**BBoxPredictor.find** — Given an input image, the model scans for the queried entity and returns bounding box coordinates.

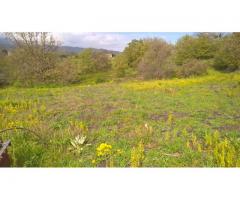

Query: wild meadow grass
[0,71,240,167]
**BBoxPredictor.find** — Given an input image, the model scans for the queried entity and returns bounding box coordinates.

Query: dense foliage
[174,34,218,65]
[138,39,173,79]
[0,32,240,87]
[71,48,111,75]
[213,33,240,71]
[0,49,9,86]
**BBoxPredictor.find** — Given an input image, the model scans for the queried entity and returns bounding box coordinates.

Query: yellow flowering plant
[92,143,114,167]
[130,141,145,167]
[96,143,112,157]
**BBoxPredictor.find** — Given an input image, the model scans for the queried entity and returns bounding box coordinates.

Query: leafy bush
[0,52,9,86]
[138,39,174,79]
[112,39,147,77]
[4,33,60,86]
[176,59,208,78]
[72,49,111,75]
[213,33,240,71]
[112,53,131,77]
[175,34,217,65]
[48,58,79,84]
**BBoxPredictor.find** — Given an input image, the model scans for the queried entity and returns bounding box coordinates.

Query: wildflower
[6,105,17,113]
[96,143,112,157]
[69,135,88,154]
[130,141,145,167]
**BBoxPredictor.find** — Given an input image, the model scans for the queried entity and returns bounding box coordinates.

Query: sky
[54,32,192,51]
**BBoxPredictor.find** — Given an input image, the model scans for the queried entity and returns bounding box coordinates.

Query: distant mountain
[57,46,85,54]
[0,36,120,55]
[58,46,120,55]
[90,48,120,55]
[0,36,14,49]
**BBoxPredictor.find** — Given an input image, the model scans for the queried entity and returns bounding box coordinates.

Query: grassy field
[1,70,240,167]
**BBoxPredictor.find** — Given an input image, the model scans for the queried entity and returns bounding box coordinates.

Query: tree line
[113,32,240,79]
[0,32,239,87]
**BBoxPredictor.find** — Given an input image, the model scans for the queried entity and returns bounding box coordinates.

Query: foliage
[1,32,240,87]
[0,49,9,86]
[49,58,79,84]
[175,34,218,65]
[112,53,130,77]
[138,39,174,79]
[112,39,147,77]
[130,141,145,167]
[71,49,112,75]
[213,33,240,71]
[176,59,208,78]
[4,33,60,86]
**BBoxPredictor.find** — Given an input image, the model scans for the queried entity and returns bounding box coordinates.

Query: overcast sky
[54,32,191,51]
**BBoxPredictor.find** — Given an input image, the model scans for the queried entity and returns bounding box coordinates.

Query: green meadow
[1,70,240,167]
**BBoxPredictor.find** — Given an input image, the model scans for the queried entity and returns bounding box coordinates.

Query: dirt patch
[217,124,240,132]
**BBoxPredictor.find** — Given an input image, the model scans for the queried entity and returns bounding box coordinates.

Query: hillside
[1,71,240,167]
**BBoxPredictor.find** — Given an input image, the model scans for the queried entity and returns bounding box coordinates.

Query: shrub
[175,34,217,65]
[176,59,208,78]
[112,39,147,77]
[0,52,9,86]
[4,33,60,86]
[73,49,111,75]
[48,58,79,84]
[112,53,132,77]
[213,33,240,71]
[138,39,174,79]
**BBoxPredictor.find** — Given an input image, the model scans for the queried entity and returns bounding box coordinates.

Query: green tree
[5,32,59,85]
[72,48,111,75]
[213,33,240,71]
[138,39,174,79]
[175,34,217,65]
[0,48,9,86]
[112,39,147,77]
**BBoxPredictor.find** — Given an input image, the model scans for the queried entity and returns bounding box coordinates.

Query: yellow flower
[96,143,112,157]
[92,159,96,164]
